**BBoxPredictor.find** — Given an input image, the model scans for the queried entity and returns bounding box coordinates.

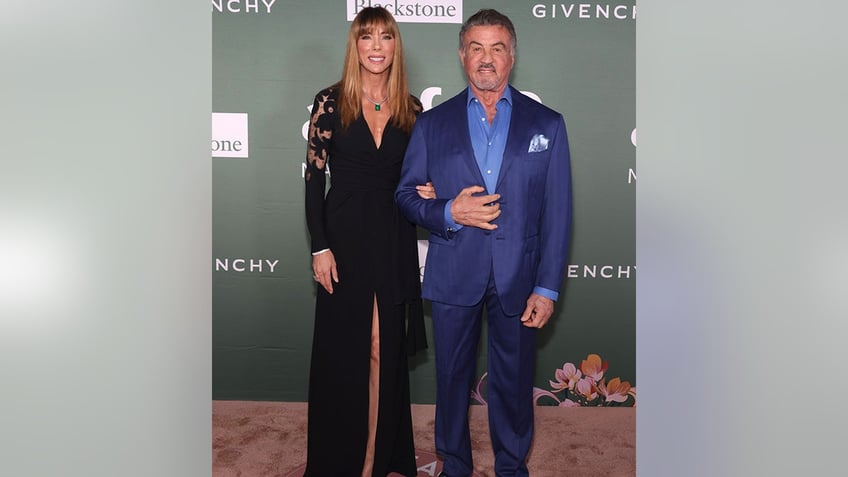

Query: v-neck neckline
[361,113,390,151]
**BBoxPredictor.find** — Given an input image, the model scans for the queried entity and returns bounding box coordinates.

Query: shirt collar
[466,85,513,108]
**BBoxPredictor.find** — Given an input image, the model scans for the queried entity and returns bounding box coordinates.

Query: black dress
[303,86,425,477]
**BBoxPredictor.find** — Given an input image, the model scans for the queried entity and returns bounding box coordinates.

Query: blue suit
[396,86,572,476]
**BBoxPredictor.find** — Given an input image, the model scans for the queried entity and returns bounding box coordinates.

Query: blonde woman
[303,7,433,477]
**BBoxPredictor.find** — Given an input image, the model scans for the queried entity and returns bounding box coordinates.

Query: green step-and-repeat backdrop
[213,0,635,405]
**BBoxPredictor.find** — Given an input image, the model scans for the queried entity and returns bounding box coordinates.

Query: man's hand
[450,185,501,230]
[312,250,339,294]
[520,293,555,328]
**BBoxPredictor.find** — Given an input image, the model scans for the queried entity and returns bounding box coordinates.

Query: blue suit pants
[432,272,537,477]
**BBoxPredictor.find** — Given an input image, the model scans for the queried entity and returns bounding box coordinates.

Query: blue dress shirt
[442,87,558,302]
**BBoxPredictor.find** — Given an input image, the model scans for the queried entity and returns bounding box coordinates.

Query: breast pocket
[525,148,551,162]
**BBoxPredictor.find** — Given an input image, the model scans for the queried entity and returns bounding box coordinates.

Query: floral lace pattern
[305,89,336,180]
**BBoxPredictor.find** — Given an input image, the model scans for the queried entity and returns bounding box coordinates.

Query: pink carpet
[213,401,635,477]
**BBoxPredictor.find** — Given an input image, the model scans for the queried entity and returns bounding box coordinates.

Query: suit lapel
[449,90,486,185]
[496,86,528,192]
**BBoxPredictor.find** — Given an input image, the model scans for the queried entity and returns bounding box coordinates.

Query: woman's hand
[312,250,339,294]
[416,181,436,199]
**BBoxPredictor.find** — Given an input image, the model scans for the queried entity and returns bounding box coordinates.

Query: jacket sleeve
[395,117,454,239]
[536,115,573,293]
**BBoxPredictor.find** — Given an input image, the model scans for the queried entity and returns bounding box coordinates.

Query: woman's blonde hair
[337,7,416,133]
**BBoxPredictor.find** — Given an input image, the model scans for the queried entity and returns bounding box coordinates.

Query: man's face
[459,25,515,93]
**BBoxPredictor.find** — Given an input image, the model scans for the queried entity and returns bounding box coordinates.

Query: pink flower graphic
[549,362,581,392]
[534,354,635,407]
[487,353,635,407]
[575,377,599,401]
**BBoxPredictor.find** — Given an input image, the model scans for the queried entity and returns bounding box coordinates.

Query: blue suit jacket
[396,86,572,315]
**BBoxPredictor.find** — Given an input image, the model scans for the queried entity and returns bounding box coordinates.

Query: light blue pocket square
[528,133,549,153]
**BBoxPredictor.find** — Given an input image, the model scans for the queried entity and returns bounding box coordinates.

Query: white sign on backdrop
[212,112,249,158]
[347,0,463,24]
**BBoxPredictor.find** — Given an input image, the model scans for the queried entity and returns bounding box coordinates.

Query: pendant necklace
[363,90,388,111]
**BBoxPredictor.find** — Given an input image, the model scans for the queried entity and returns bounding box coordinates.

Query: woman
[303,7,433,477]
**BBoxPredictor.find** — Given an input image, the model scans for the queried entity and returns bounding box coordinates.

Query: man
[395,9,572,477]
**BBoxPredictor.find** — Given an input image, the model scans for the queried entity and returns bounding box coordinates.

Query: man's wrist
[444,200,463,233]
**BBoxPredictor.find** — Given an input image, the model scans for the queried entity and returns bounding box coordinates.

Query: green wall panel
[213,0,635,403]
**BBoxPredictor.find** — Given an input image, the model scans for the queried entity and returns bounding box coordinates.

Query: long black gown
[303,86,425,477]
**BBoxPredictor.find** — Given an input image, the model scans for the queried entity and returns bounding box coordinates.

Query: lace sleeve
[304,89,335,253]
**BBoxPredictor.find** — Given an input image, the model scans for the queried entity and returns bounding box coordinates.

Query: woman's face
[357,23,395,76]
